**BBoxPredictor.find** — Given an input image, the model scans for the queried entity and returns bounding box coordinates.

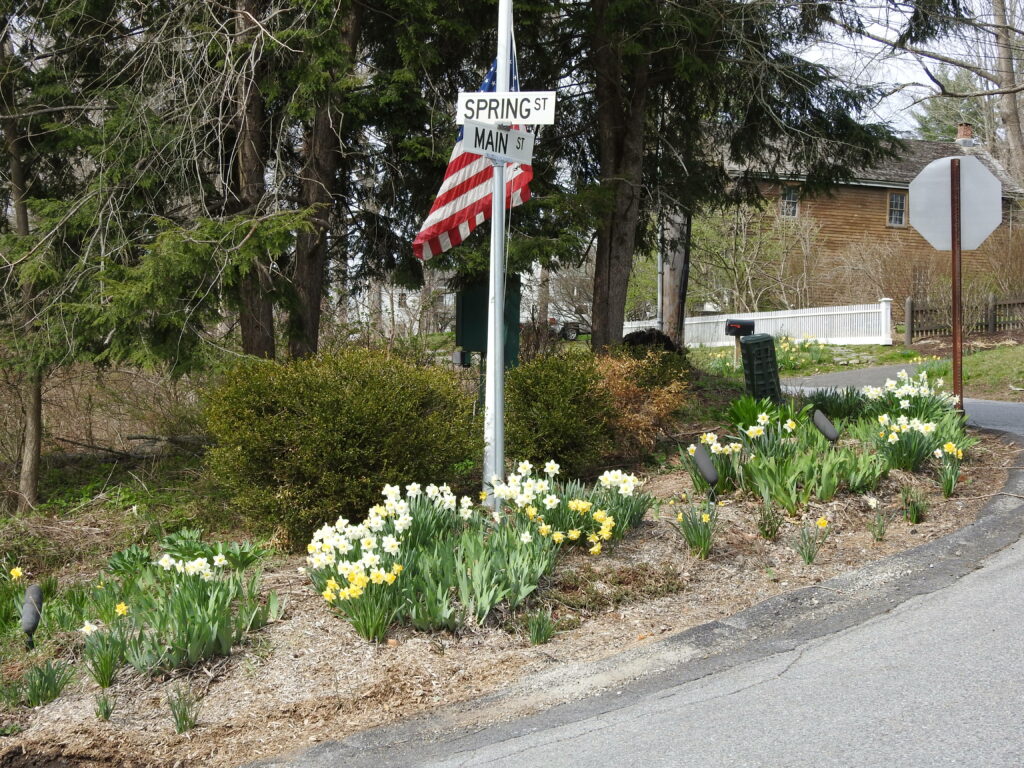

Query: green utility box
[740,333,782,402]
[455,275,521,368]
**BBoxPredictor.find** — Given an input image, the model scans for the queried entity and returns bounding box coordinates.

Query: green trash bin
[740,333,782,402]
[454,274,521,368]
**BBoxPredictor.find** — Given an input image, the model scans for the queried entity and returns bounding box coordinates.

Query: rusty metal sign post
[909,155,1002,412]
[951,159,963,407]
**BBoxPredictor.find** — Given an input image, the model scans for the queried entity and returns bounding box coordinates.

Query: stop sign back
[909,155,1002,250]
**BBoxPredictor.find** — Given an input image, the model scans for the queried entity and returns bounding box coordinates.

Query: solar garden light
[21,584,43,650]
[812,409,840,445]
[692,443,719,505]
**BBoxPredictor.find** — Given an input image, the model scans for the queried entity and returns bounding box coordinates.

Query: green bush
[506,352,614,477]
[204,348,480,546]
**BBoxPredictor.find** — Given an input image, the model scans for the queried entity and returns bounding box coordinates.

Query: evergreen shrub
[597,352,687,459]
[204,348,480,547]
[506,352,614,477]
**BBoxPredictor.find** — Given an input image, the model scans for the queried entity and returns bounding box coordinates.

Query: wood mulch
[0,430,1019,768]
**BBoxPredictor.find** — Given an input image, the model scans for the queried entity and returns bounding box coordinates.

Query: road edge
[253,428,1024,768]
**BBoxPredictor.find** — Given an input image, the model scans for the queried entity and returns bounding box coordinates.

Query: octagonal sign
[909,155,1002,251]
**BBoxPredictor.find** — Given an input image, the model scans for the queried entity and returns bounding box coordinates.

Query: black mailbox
[725,319,755,337]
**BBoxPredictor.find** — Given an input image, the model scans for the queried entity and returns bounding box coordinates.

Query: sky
[805,29,937,136]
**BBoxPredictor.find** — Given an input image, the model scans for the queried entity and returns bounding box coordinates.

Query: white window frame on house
[888,191,907,227]
[779,186,799,218]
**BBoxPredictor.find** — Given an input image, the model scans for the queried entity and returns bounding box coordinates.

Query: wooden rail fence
[905,294,1024,344]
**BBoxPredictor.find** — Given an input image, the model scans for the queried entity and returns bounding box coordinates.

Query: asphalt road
[259,367,1024,768]
[387,535,1024,767]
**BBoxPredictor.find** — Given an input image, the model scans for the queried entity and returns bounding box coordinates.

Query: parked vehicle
[549,312,591,340]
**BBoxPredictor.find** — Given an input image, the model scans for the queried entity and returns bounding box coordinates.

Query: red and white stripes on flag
[413,60,533,261]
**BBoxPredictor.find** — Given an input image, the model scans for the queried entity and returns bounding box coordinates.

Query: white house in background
[348,275,455,337]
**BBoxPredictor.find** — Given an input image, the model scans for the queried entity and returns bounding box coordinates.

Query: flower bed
[0,369,1014,765]
[304,462,653,642]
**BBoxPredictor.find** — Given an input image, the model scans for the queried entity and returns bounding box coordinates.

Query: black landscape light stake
[21,584,43,650]
[812,409,840,445]
[692,443,719,505]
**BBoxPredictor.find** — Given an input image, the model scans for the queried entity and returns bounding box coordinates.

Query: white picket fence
[624,299,893,347]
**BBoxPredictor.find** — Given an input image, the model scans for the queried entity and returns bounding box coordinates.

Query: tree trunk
[236,0,275,359]
[287,8,362,359]
[288,105,338,358]
[17,372,42,513]
[537,266,550,326]
[2,33,41,513]
[991,0,1024,182]
[661,211,691,348]
[589,0,650,350]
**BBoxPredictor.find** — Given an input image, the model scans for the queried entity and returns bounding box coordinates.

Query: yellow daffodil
[9,567,23,581]
[568,529,581,540]
[816,517,829,529]
[701,513,711,524]
[538,524,552,537]
[115,602,129,617]
[552,531,565,544]
[479,490,488,501]
[589,542,602,555]
[322,589,336,603]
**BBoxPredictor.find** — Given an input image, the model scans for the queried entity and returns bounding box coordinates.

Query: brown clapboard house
[760,124,1024,319]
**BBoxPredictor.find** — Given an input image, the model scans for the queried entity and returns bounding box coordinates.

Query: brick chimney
[956,122,975,147]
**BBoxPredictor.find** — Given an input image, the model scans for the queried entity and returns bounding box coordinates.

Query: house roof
[730,138,1024,198]
[853,139,1024,197]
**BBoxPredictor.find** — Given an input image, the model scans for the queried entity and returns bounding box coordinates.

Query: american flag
[413,58,533,260]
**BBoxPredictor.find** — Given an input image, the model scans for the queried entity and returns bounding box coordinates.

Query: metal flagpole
[484,0,513,501]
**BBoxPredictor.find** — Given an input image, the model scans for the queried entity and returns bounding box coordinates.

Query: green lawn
[686,338,928,379]
[920,345,1024,401]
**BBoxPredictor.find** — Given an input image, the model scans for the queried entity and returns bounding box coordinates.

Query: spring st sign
[456,91,556,125]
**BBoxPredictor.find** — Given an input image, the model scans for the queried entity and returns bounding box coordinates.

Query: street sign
[909,155,1002,250]
[456,91,556,125]
[464,120,535,165]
